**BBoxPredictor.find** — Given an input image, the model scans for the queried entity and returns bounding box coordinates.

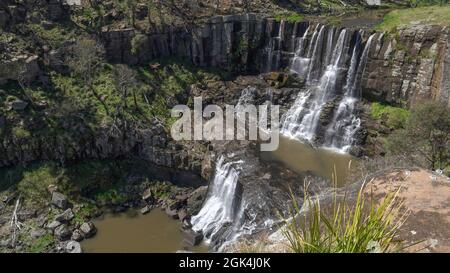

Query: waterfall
[282,28,349,142]
[282,27,376,152]
[266,20,285,72]
[191,156,244,246]
[323,33,376,151]
[290,25,310,77]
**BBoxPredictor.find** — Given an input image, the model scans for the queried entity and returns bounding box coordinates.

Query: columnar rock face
[101,15,449,107]
[362,25,450,107]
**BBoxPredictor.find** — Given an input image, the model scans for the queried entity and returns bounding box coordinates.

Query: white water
[266,20,285,72]
[282,26,376,153]
[191,156,244,244]
[324,33,376,151]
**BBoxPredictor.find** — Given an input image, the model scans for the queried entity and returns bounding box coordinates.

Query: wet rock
[71,229,84,242]
[54,224,72,241]
[66,241,82,253]
[140,205,152,214]
[178,209,189,222]
[80,222,96,238]
[55,208,74,223]
[187,186,208,215]
[165,207,179,219]
[142,189,152,202]
[51,192,68,209]
[182,229,203,247]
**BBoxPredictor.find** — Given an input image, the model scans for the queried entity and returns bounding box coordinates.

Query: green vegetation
[371,102,410,129]
[376,4,450,31]
[27,234,55,253]
[274,11,304,23]
[282,185,406,253]
[386,101,450,170]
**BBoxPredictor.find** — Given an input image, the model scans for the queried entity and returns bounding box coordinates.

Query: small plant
[281,180,407,253]
[371,102,410,129]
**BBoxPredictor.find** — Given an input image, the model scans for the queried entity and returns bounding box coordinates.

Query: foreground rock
[79,222,97,238]
[363,169,450,253]
[51,192,68,209]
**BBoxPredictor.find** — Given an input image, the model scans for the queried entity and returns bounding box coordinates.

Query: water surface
[82,209,208,253]
[262,134,354,186]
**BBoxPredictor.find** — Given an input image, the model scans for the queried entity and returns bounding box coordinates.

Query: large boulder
[79,222,97,238]
[55,208,74,223]
[66,241,82,253]
[51,192,68,209]
[54,224,72,241]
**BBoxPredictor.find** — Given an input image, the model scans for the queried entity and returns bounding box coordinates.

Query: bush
[385,101,450,170]
[371,102,410,129]
[282,182,406,253]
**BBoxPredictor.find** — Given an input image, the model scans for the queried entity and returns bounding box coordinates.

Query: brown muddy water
[81,209,208,253]
[262,135,355,186]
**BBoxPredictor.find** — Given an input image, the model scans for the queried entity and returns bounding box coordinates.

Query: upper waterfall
[281,25,375,153]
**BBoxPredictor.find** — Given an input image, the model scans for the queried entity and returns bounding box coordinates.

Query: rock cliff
[101,15,450,107]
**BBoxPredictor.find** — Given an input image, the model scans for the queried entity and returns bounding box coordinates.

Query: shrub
[282,183,406,253]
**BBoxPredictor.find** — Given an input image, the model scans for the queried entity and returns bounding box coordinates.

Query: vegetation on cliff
[376,4,450,31]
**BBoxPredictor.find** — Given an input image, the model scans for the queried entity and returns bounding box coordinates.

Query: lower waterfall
[191,156,245,248]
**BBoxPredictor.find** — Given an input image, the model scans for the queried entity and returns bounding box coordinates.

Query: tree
[113,64,138,110]
[125,0,138,27]
[386,101,450,170]
[68,38,110,115]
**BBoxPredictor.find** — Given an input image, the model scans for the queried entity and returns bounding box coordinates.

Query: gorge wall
[102,14,450,107]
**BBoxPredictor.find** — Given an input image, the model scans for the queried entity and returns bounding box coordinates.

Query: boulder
[46,220,62,230]
[54,224,72,241]
[80,222,97,238]
[30,229,47,238]
[71,229,84,242]
[10,100,28,111]
[182,229,203,247]
[55,208,74,223]
[51,192,68,209]
[177,209,189,222]
[66,241,82,253]
[142,189,152,201]
[165,207,179,219]
[140,205,152,214]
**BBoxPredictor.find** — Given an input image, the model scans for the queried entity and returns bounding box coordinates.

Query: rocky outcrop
[362,25,450,107]
[0,54,42,85]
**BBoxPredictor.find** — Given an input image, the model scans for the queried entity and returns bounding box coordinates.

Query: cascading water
[323,33,376,151]
[282,26,376,152]
[266,20,285,72]
[191,156,245,247]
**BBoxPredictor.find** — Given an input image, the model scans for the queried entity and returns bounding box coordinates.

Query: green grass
[376,4,450,31]
[274,11,304,23]
[371,102,410,129]
[282,184,407,253]
[27,234,55,253]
